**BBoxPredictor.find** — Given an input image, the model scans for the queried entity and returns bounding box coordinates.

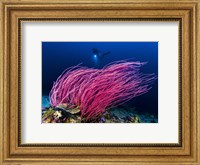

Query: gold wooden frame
[0,0,199,164]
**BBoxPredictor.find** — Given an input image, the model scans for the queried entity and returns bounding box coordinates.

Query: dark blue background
[42,42,158,115]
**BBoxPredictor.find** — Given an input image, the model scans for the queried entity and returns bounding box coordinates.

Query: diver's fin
[101,51,111,58]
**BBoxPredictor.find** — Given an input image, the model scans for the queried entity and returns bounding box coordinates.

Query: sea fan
[49,61,156,121]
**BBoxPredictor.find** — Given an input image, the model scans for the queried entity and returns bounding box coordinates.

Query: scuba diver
[92,48,111,59]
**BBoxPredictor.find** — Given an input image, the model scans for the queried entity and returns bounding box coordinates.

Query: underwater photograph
[42,42,158,123]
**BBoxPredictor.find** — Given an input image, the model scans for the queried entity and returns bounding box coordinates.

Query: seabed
[42,96,158,123]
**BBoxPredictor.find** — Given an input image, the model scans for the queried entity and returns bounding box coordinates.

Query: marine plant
[49,61,156,121]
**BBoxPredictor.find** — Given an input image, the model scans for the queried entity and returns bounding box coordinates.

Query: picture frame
[0,0,199,164]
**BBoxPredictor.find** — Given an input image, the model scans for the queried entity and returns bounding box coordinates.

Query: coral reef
[42,104,158,123]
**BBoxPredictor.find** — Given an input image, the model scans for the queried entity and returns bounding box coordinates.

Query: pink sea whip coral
[49,61,156,121]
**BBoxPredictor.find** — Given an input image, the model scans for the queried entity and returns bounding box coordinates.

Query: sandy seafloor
[42,96,158,123]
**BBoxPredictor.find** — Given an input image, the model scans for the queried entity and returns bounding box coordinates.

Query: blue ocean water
[42,42,158,116]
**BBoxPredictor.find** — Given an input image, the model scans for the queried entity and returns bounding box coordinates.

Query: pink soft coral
[49,61,156,121]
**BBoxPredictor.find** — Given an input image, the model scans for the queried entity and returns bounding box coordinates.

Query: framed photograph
[42,41,158,124]
[0,0,199,164]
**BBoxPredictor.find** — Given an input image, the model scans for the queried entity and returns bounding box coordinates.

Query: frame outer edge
[0,0,199,164]
[197,0,200,164]
[0,1,3,165]
[0,0,199,4]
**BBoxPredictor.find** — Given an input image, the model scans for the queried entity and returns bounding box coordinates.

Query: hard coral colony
[48,61,157,122]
